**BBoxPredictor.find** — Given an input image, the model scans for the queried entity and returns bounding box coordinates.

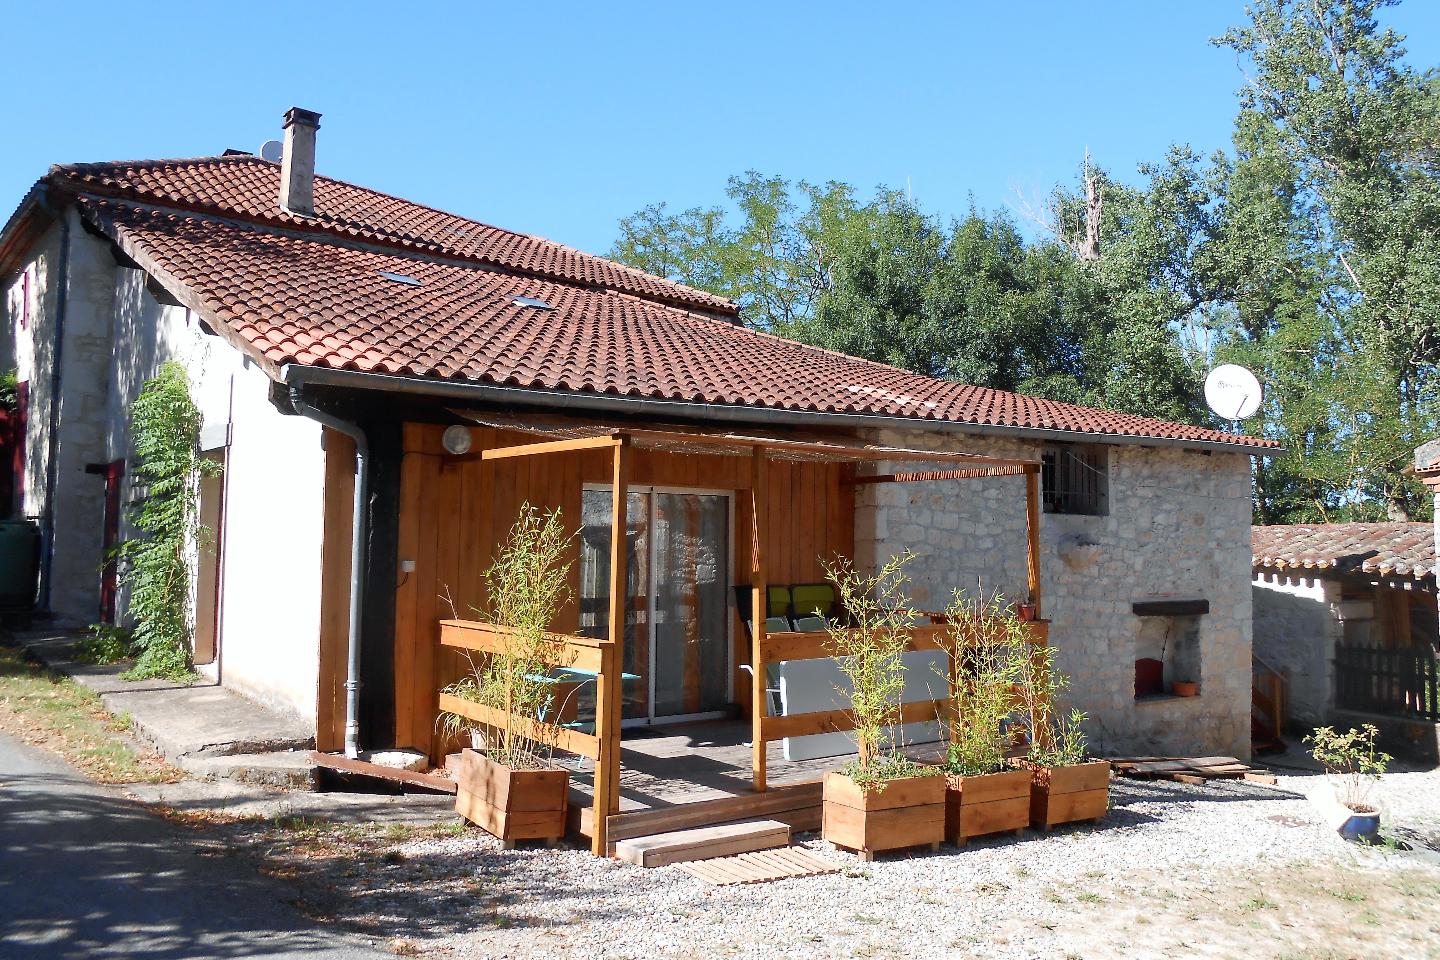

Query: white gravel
[330,765,1439,959]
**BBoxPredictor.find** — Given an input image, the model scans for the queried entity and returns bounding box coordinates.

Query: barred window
[1041,443,1109,516]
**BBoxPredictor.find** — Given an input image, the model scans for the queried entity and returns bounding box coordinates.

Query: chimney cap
[283,107,322,130]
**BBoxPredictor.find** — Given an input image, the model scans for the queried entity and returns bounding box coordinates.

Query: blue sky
[2,1,1436,256]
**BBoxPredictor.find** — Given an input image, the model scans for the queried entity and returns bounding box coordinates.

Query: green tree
[1215,0,1440,519]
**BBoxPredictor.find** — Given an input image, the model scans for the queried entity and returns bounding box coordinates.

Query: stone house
[0,107,1276,764]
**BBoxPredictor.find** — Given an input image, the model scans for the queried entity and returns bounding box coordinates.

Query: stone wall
[1251,572,1341,727]
[855,427,1256,758]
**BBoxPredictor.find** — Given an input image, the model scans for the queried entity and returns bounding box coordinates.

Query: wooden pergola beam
[750,446,768,793]
[590,437,630,856]
[1025,464,1043,618]
[475,434,621,461]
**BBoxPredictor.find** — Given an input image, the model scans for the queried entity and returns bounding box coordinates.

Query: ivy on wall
[119,361,217,681]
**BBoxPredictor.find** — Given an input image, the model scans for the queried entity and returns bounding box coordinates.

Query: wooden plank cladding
[390,421,857,765]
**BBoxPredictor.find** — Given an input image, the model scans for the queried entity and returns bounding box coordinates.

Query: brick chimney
[279,107,322,216]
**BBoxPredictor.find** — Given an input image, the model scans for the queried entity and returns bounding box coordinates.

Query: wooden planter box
[454,748,568,848]
[1023,760,1110,830]
[822,771,945,861]
[944,768,1032,846]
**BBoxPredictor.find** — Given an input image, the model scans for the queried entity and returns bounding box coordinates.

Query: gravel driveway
[229,765,1440,960]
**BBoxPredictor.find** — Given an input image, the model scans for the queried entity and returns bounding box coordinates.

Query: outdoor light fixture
[441,425,473,455]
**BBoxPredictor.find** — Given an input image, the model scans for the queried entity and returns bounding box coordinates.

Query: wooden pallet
[615,819,790,868]
[1108,755,1277,786]
[677,847,839,885]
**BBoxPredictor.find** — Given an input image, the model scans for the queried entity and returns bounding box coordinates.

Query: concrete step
[180,751,317,789]
[615,819,791,868]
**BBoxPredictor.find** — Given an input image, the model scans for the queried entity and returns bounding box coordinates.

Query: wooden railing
[1251,654,1288,749]
[437,619,622,850]
[1334,643,1440,722]
[753,620,1050,749]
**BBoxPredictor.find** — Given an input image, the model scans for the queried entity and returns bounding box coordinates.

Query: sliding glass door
[579,487,732,723]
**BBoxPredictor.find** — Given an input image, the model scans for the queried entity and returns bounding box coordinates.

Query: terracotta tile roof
[46,156,1278,450]
[52,156,735,316]
[1252,523,1436,583]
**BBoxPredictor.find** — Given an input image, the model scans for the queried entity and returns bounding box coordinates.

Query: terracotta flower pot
[454,748,568,848]
[1172,680,1199,697]
[1020,759,1110,830]
[822,770,946,861]
[944,768,1032,846]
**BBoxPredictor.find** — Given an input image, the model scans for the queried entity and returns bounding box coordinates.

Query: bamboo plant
[937,588,1028,776]
[822,550,935,790]
[437,503,576,769]
[1013,638,1089,768]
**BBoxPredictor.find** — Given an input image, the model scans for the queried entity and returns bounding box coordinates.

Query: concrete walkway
[13,631,315,786]
[0,730,391,960]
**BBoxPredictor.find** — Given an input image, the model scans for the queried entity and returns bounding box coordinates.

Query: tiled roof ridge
[48,155,738,317]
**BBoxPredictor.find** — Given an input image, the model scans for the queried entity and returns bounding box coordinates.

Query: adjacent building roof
[12,154,1279,451]
[1252,523,1436,585]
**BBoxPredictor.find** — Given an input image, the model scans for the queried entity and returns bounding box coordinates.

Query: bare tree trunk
[1080,150,1103,261]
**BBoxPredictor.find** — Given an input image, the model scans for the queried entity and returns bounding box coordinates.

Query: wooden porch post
[591,437,630,856]
[750,446,768,792]
[1025,464,1042,619]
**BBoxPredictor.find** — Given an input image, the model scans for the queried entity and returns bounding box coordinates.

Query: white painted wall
[1251,572,1341,727]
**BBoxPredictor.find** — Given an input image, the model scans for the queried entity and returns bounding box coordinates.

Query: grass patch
[1240,894,1279,913]
[0,642,180,783]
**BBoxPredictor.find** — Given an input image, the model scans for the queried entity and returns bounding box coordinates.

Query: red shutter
[13,380,28,509]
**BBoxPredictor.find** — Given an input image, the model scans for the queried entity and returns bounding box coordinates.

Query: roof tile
[1252,523,1435,583]
[78,195,1277,449]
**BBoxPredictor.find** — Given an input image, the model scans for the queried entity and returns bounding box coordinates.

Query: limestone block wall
[855,427,1256,758]
[2,212,118,621]
[1251,573,1341,727]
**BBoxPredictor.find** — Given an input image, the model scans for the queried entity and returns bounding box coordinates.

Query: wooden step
[614,819,791,868]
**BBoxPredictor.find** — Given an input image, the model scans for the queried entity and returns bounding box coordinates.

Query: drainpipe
[289,388,368,759]
[35,188,70,613]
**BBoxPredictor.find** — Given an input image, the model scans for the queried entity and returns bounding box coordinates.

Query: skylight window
[512,295,555,310]
[378,270,423,287]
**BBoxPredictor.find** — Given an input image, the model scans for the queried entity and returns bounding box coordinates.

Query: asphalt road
[0,731,390,960]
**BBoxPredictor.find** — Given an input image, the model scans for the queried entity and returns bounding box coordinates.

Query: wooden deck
[568,720,838,806]
[560,719,944,849]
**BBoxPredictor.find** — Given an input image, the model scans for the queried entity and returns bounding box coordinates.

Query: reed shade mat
[1108,756,1278,786]
[677,847,840,885]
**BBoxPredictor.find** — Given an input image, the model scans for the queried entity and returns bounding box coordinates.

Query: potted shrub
[1305,724,1390,844]
[1013,641,1109,830]
[820,552,945,861]
[438,503,576,849]
[937,589,1032,847]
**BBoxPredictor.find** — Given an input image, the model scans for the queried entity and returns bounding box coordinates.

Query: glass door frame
[582,482,736,726]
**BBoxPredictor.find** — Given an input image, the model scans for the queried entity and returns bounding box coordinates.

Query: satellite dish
[259,139,283,163]
[1204,364,1263,421]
